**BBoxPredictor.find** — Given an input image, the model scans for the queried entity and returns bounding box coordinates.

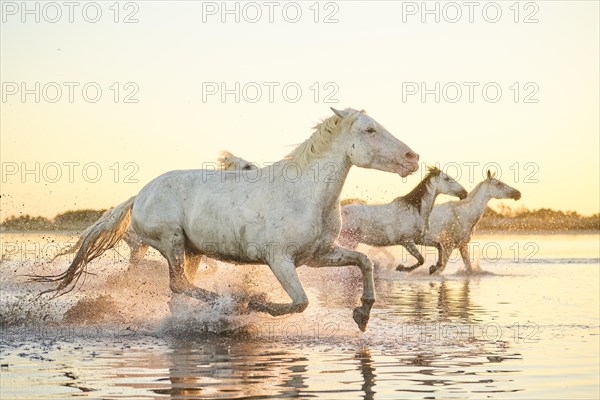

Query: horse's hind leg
[430,243,452,275]
[123,230,148,265]
[161,228,218,303]
[130,243,148,265]
[310,246,375,332]
[396,242,424,272]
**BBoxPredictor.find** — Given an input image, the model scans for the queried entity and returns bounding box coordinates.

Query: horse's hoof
[248,293,268,313]
[429,265,438,275]
[352,307,370,332]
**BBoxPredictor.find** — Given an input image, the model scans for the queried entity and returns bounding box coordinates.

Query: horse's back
[341,203,386,232]
[131,169,264,235]
[427,203,458,239]
[427,201,474,245]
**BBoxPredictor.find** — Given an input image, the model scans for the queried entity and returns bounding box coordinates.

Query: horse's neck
[461,184,491,227]
[419,180,439,220]
[298,146,352,212]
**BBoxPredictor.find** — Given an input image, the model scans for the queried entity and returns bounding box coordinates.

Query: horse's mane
[286,108,365,167]
[398,166,442,212]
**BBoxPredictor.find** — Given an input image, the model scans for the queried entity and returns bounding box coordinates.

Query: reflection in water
[152,338,310,399]
[437,279,472,322]
[146,339,384,399]
[356,347,376,400]
[375,274,491,325]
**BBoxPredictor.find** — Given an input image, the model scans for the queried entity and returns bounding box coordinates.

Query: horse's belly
[198,241,266,264]
[354,226,389,247]
[185,208,321,264]
[184,214,267,260]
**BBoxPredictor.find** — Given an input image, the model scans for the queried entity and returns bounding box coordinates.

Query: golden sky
[1,1,598,218]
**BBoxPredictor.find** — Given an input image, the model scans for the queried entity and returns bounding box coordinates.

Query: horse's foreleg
[311,246,375,332]
[248,260,309,316]
[396,242,424,272]
[459,243,473,274]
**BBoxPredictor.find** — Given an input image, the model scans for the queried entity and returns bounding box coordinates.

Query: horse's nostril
[406,151,419,162]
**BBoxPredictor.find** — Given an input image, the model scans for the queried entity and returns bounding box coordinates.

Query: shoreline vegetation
[1,203,599,233]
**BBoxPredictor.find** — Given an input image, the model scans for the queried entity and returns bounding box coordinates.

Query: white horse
[34,108,419,331]
[338,167,467,272]
[423,170,521,274]
[52,151,257,269]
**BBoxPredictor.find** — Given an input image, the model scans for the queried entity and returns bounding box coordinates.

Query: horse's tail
[31,196,136,297]
[51,235,84,261]
[217,150,255,171]
[50,210,110,261]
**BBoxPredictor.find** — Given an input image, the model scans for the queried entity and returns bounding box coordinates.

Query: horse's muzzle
[458,189,468,200]
[511,190,522,200]
[398,162,419,177]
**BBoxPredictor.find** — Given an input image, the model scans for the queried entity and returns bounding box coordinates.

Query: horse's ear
[330,107,349,119]
[487,169,492,179]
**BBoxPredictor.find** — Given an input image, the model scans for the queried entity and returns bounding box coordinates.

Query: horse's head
[332,108,419,177]
[484,170,521,200]
[427,167,468,199]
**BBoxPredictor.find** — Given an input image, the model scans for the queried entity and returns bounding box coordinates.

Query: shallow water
[1,232,599,399]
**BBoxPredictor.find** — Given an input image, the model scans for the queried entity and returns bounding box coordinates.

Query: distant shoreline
[0,229,83,235]
[474,229,600,235]
[1,206,598,234]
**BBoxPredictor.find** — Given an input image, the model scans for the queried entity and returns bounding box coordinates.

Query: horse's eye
[366,128,376,133]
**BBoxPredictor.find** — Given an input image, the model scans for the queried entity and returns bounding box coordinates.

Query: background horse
[33,107,419,331]
[338,167,467,272]
[422,170,521,274]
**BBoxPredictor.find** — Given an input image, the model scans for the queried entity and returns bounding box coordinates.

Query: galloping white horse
[423,170,521,274]
[35,108,419,331]
[337,167,467,272]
